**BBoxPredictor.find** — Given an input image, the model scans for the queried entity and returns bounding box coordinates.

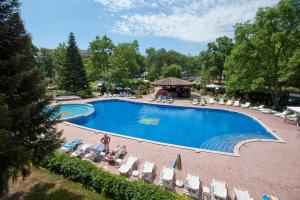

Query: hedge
[41,153,187,200]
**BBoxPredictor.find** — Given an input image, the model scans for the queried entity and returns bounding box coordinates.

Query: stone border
[63,98,285,157]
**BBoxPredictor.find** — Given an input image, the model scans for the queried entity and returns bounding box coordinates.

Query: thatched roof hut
[151,77,193,86]
[151,77,193,98]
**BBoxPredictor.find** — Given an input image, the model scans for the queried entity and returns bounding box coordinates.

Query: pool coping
[63,98,285,157]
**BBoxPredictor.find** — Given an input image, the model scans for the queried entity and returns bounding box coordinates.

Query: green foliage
[161,64,182,78]
[58,33,88,93]
[198,36,233,84]
[35,48,56,83]
[41,153,179,200]
[0,0,62,196]
[76,90,92,99]
[225,0,300,106]
[87,35,114,79]
[145,48,195,79]
[108,40,144,84]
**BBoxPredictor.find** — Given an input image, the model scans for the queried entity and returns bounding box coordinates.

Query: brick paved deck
[56,96,300,200]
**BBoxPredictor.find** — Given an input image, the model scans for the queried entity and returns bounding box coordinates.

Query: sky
[19,0,279,55]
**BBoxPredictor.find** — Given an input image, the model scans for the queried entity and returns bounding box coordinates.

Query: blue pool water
[69,100,277,153]
[54,104,94,120]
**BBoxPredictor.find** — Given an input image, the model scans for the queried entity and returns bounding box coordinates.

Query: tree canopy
[0,0,61,196]
[87,35,114,79]
[225,0,300,106]
[107,40,144,84]
[58,32,88,93]
[161,64,183,78]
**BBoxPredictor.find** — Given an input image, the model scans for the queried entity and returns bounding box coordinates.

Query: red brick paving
[56,96,300,200]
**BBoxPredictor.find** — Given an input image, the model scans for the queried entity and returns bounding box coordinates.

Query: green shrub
[41,153,181,200]
[77,90,93,99]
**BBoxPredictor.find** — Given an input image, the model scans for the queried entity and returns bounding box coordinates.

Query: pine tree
[0,0,62,196]
[59,32,87,93]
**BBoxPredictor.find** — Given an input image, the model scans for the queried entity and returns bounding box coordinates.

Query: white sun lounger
[159,167,175,190]
[251,105,264,110]
[208,98,215,104]
[211,179,228,200]
[184,174,202,199]
[284,113,298,124]
[226,100,232,106]
[233,187,253,200]
[219,98,225,105]
[260,108,277,114]
[233,101,240,107]
[273,110,288,118]
[118,156,139,176]
[140,162,156,182]
[200,98,206,106]
[241,102,250,108]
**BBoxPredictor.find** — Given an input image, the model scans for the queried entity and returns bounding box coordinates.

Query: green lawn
[3,168,109,200]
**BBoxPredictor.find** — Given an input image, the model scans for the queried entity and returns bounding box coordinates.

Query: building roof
[151,77,193,86]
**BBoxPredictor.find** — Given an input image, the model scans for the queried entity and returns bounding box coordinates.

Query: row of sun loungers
[61,139,277,199]
[103,92,137,99]
[149,96,174,104]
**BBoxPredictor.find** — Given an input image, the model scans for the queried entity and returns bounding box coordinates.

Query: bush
[77,90,93,99]
[41,153,182,200]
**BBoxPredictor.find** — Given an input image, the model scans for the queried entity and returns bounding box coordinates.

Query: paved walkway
[56,96,300,200]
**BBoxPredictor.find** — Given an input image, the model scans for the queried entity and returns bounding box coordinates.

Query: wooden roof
[151,77,193,86]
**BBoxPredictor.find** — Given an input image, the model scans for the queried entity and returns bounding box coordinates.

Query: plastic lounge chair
[219,98,225,105]
[168,98,174,104]
[274,110,288,118]
[251,105,264,110]
[140,162,156,182]
[60,139,82,153]
[106,145,127,164]
[211,179,228,200]
[241,102,250,108]
[284,113,298,124]
[159,167,175,191]
[200,98,206,106]
[208,98,215,104]
[118,156,139,176]
[192,98,199,105]
[184,174,202,199]
[233,187,253,200]
[86,144,105,161]
[71,144,92,158]
[233,101,240,107]
[226,100,232,106]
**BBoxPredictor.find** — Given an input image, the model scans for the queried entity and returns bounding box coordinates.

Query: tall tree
[225,0,300,106]
[108,40,144,84]
[87,35,114,79]
[0,0,61,196]
[59,33,88,93]
[207,36,234,83]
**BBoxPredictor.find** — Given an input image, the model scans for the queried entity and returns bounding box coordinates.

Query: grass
[3,168,109,200]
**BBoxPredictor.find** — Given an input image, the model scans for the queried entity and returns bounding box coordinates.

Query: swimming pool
[69,100,278,154]
[53,103,94,121]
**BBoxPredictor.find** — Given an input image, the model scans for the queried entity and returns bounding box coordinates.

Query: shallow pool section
[69,100,277,154]
[54,103,94,121]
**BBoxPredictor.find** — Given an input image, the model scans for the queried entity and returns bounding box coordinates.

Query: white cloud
[96,0,279,43]
[93,0,138,11]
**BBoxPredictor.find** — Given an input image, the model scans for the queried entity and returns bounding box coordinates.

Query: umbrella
[115,87,123,91]
[173,154,182,170]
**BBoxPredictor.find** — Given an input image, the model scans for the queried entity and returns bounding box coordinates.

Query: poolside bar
[151,77,193,98]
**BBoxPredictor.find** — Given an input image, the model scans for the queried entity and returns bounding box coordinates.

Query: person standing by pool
[101,134,110,153]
